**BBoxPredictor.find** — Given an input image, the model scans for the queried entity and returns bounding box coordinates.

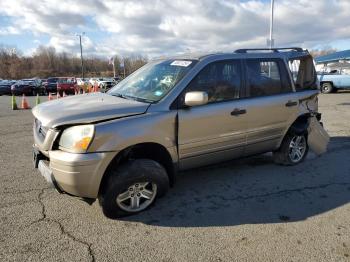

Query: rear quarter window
[288,56,317,91]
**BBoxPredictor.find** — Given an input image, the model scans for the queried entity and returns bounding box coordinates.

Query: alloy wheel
[116,182,157,212]
[288,135,307,163]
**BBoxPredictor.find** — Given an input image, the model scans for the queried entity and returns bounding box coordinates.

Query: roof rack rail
[234,47,304,53]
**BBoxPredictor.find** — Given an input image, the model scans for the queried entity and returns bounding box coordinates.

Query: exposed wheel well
[277,114,311,150]
[99,143,176,196]
[288,114,310,135]
[320,81,333,86]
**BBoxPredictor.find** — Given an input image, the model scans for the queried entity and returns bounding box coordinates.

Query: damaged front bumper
[33,145,116,198]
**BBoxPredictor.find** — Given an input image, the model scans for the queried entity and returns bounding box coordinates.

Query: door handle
[285,100,298,107]
[231,108,247,116]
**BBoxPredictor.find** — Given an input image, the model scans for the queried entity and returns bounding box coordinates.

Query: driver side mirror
[184,91,208,107]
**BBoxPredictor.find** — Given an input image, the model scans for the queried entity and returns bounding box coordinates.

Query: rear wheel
[273,133,309,165]
[99,159,169,218]
[321,82,333,94]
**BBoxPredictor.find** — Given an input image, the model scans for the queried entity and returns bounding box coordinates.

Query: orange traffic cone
[57,92,61,99]
[21,94,30,109]
[75,89,78,95]
[48,92,54,101]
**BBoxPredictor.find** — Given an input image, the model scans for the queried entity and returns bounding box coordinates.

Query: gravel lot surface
[0,92,349,262]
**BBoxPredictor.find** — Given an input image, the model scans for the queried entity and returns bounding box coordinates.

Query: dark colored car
[11,79,44,96]
[57,77,77,95]
[43,77,59,93]
[0,80,17,95]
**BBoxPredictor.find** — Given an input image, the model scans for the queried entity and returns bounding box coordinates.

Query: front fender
[88,111,178,161]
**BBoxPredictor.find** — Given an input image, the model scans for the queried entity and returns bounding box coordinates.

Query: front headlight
[59,125,94,153]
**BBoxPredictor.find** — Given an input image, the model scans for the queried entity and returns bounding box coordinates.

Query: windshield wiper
[124,95,155,103]
[110,93,128,99]
[110,93,154,103]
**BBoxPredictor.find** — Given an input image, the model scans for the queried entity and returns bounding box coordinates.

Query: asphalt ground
[0,92,349,261]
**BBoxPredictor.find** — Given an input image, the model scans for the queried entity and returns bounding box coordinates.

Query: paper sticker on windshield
[154,90,163,96]
[170,60,192,67]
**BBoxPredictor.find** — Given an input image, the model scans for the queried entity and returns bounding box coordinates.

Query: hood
[32,92,150,128]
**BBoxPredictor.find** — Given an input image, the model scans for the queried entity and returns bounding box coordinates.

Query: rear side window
[288,56,317,91]
[245,59,292,97]
[186,60,241,103]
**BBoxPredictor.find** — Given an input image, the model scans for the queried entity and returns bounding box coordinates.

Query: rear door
[177,59,247,170]
[242,58,299,155]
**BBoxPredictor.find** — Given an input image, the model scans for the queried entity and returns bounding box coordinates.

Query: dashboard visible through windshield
[108,59,197,103]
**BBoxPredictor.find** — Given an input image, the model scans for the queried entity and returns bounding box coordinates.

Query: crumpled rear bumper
[307,116,330,155]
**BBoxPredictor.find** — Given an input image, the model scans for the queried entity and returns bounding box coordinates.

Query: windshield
[108,59,197,103]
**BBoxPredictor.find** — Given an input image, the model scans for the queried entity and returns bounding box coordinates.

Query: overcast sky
[0,0,349,58]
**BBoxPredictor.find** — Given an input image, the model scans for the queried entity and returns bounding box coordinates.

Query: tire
[99,159,169,218]
[321,82,333,94]
[273,133,309,166]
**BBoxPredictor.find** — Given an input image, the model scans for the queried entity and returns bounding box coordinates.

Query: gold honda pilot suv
[32,48,326,218]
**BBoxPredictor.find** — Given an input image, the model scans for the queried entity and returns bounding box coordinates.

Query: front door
[177,59,247,170]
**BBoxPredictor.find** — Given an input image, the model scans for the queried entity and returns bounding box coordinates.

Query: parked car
[76,78,89,86]
[11,79,44,96]
[75,78,90,93]
[57,77,77,95]
[0,80,17,95]
[317,69,350,93]
[33,47,327,218]
[88,77,115,91]
[43,77,59,94]
[98,78,116,92]
[89,78,102,86]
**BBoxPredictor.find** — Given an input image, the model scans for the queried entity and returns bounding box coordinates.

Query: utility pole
[121,58,126,79]
[113,57,116,78]
[76,32,85,78]
[268,0,275,49]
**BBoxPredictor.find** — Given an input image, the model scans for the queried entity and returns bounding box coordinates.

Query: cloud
[0,0,350,57]
[0,26,20,35]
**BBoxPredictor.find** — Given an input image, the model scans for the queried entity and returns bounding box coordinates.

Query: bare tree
[0,45,148,79]
[310,47,337,58]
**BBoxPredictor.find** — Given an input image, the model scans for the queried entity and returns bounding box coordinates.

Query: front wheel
[99,159,169,218]
[273,133,309,165]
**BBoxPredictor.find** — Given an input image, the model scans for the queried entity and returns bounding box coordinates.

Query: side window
[288,56,317,91]
[245,59,291,97]
[186,60,241,103]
